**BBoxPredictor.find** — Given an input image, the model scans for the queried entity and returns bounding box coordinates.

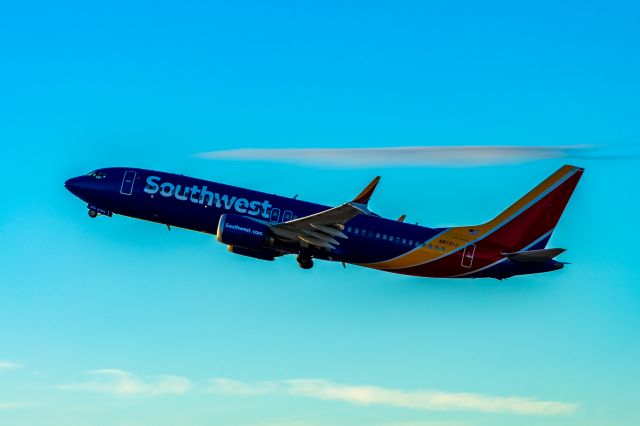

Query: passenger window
[376,233,380,239]
[347,227,352,232]
[354,228,359,234]
[402,238,407,244]
[382,234,387,240]
[270,208,281,222]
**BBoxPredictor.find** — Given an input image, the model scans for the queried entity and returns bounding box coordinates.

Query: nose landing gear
[297,254,314,269]
[86,205,112,218]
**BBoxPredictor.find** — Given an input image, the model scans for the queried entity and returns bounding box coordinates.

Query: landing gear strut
[297,254,314,270]
[88,209,98,218]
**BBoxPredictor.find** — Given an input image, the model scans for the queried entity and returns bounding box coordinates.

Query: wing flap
[310,223,348,239]
[299,235,336,250]
[302,229,341,246]
[270,177,380,251]
[272,202,361,249]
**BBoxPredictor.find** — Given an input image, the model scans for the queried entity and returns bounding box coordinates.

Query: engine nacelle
[216,214,273,250]
[227,245,279,261]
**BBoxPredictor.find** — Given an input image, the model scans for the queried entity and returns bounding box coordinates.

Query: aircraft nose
[64,176,85,196]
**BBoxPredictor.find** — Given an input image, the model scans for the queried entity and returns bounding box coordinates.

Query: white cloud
[245,422,315,426]
[0,360,20,371]
[195,145,596,168]
[59,369,192,396]
[207,378,577,416]
[287,379,577,415]
[0,402,24,411]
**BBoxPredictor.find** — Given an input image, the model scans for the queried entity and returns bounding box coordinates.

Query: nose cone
[64,178,79,193]
[64,176,86,198]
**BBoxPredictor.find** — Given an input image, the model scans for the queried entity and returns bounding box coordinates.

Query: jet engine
[227,245,280,261]
[216,214,274,250]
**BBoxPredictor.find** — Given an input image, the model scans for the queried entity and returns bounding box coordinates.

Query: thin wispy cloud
[0,402,26,411]
[59,369,192,397]
[195,145,599,168]
[57,371,577,415]
[206,378,577,416]
[381,422,470,426]
[0,360,20,371]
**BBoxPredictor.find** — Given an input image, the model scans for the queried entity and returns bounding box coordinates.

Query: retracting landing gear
[297,254,314,270]
[86,205,112,218]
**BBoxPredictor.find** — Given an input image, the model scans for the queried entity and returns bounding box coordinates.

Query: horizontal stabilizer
[503,248,566,263]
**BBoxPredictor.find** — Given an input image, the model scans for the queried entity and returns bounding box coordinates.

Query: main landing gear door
[461,243,476,268]
[120,170,137,195]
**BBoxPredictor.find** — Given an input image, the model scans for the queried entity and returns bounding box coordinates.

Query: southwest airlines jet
[65,165,583,279]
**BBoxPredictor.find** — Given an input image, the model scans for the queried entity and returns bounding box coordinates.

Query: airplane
[64,164,583,280]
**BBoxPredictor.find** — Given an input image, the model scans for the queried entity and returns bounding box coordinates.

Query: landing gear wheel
[88,209,98,218]
[297,255,314,270]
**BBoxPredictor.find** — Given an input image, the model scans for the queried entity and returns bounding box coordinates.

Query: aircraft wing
[270,176,381,250]
[502,248,566,263]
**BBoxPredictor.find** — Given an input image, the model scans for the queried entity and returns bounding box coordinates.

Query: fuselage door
[120,170,137,195]
[461,243,476,268]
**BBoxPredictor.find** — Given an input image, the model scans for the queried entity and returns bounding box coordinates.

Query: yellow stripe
[361,165,577,270]
[481,165,575,230]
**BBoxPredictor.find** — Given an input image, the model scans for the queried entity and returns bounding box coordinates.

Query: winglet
[397,214,406,222]
[353,176,380,205]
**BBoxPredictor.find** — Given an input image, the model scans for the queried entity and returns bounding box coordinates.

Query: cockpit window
[87,171,107,179]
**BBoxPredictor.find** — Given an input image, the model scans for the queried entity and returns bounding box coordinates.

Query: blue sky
[1,1,639,425]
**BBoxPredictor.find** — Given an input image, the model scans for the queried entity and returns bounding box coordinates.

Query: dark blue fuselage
[65,167,442,265]
[65,166,575,279]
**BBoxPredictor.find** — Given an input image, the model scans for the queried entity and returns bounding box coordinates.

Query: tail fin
[467,165,584,252]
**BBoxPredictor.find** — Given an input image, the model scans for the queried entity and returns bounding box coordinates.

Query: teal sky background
[1,1,639,425]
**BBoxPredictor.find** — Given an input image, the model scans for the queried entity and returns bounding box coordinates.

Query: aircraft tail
[468,165,584,252]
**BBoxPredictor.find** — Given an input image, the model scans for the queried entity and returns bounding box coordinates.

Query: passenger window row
[346,226,421,247]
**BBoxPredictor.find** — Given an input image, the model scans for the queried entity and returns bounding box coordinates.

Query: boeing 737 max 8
[65,165,583,279]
